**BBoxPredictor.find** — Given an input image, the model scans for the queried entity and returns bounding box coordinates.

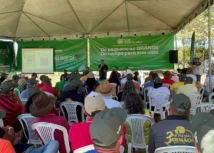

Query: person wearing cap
[162,71,175,87]
[147,77,170,115]
[85,108,127,153]
[19,78,38,99]
[69,92,106,151]
[0,73,8,83]
[40,76,58,98]
[98,60,109,80]
[170,73,186,95]
[120,69,132,85]
[177,77,197,95]
[171,70,179,83]
[191,112,214,153]
[60,70,68,82]
[96,80,120,108]
[30,92,69,153]
[31,73,37,79]
[84,72,99,92]
[0,80,24,132]
[63,72,77,91]
[37,75,45,88]
[121,72,140,91]
[12,75,23,96]
[17,75,27,91]
[75,69,82,79]
[148,94,194,153]
[192,56,203,82]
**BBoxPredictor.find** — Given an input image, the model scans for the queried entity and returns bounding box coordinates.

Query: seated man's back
[177,77,197,95]
[40,76,58,97]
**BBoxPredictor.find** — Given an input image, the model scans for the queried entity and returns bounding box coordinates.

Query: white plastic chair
[186,92,201,113]
[74,145,124,153]
[159,102,170,120]
[198,86,204,101]
[149,92,170,118]
[126,114,155,153]
[14,88,21,96]
[209,92,214,102]
[155,146,196,153]
[110,83,118,100]
[0,119,4,127]
[120,101,125,109]
[20,98,28,105]
[60,101,85,125]
[18,114,42,146]
[43,92,55,97]
[143,87,153,109]
[192,103,214,116]
[162,84,171,88]
[32,122,70,153]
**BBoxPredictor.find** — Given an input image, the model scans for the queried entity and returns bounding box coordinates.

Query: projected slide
[22,48,54,73]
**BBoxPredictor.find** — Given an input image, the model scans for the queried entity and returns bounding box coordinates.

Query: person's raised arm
[98,65,102,71]
[12,94,24,108]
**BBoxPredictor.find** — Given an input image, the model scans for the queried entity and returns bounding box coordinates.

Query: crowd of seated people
[0,64,213,153]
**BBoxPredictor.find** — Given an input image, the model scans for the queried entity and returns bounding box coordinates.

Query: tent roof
[0,0,210,41]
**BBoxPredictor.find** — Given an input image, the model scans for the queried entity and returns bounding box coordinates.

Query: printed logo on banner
[117,39,123,45]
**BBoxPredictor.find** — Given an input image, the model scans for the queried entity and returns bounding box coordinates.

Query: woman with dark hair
[117,80,136,101]
[84,72,99,92]
[133,71,141,85]
[108,71,120,86]
[124,92,151,148]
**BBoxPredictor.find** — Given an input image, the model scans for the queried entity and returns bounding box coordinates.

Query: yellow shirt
[171,82,195,94]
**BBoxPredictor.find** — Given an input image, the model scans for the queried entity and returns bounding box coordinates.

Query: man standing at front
[192,56,203,82]
[98,60,108,80]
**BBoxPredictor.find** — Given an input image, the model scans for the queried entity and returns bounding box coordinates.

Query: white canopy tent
[0,0,211,41]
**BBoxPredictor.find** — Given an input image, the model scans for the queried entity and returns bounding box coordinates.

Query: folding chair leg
[128,143,132,153]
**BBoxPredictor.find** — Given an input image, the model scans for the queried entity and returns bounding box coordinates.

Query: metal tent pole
[208,0,212,93]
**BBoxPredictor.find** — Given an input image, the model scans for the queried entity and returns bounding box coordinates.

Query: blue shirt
[85,150,98,153]
[19,88,29,99]
[144,81,154,88]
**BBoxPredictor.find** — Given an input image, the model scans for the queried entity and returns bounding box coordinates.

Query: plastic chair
[192,103,214,116]
[198,86,204,101]
[162,84,171,88]
[110,83,118,100]
[20,98,28,105]
[14,88,21,96]
[155,146,196,153]
[126,114,155,153]
[32,122,70,153]
[209,92,214,102]
[43,92,55,97]
[159,102,170,120]
[120,101,125,109]
[74,145,124,153]
[60,101,85,125]
[0,119,4,127]
[149,92,170,118]
[186,92,201,113]
[18,114,42,146]
[143,87,153,109]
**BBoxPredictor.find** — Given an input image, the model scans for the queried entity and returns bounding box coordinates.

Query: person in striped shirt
[0,80,24,132]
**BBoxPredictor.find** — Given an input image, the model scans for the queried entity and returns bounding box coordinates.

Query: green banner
[16,39,87,72]
[89,34,174,71]
[0,41,14,72]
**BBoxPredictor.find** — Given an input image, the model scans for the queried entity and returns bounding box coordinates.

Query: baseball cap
[171,70,178,75]
[191,113,214,153]
[170,94,191,113]
[85,92,105,115]
[1,73,8,77]
[28,86,41,97]
[40,75,46,81]
[42,76,51,83]
[0,109,6,119]
[32,73,37,77]
[90,108,127,147]
[0,80,18,93]
[12,75,20,80]
[184,77,193,84]
[70,78,81,90]
[177,73,186,81]
[126,69,133,75]
[154,77,162,83]
[27,78,39,87]
[127,73,133,80]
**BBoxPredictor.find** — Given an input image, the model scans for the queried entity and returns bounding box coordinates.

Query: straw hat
[95,80,116,96]
[87,72,95,79]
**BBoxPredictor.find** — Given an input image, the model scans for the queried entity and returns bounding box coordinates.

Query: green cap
[0,109,6,119]
[1,73,8,77]
[31,73,38,77]
[40,75,46,81]
[12,75,20,80]
[177,73,186,81]
[28,86,40,97]
[184,77,193,84]
[27,78,39,88]
[127,73,133,80]
[170,94,191,113]
[0,80,18,93]
[154,77,162,83]
[90,108,127,147]
[191,113,214,153]
[42,76,51,83]
[70,78,81,90]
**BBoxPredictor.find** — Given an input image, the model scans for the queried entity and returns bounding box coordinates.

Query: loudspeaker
[169,50,178,63]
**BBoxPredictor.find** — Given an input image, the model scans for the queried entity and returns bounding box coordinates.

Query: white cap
[172,70,178,75]
[126,69,133,75]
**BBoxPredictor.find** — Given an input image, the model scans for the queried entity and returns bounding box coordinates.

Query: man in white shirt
[204,70,214,101]
[192,56,203,82]
[186,67,197,84]
[177,77,197,95]
[120,69,132,85]
[95,80,121,108]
